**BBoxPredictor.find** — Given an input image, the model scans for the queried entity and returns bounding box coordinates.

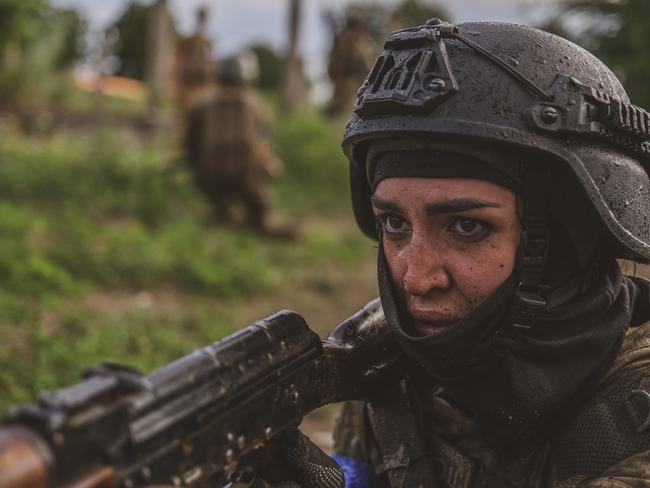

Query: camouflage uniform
[184,85,277,231]
[333,315,650,487]
[326,23,374,118]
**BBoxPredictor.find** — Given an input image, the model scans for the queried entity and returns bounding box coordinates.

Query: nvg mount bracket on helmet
[354,19,459,117]
[354,18,552,119]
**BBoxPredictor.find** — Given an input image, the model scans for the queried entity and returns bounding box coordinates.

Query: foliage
[0,3,86,107]
[0,109,374,414]
[249,43,282,92]
[323,0,450,49]
[113,2,153,80]
[0,0,46,50]
[391,0,451,29]
[273,111,350,215]
[323,2,390,47]
[540,0,650,108]
[23,8,86,73]
[55,8,86,69]
[0,3,85,68]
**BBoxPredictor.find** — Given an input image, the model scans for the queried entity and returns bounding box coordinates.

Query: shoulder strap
[367,378,439,488]
[553,363,650,480]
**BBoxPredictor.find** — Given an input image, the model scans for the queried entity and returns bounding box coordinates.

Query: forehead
[373,177,515,204]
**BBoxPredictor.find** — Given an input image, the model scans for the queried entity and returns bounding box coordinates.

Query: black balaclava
[368,138,639,452]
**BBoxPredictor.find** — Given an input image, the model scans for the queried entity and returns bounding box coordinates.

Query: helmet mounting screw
[540,106,560,124]
[426,78,447,91]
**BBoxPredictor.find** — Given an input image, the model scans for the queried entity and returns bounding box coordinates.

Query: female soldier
[265,20,650,488]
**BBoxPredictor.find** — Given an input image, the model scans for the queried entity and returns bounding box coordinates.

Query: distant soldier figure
[184,57,288,237]
[175,7,214,112]
[326,16,374,118]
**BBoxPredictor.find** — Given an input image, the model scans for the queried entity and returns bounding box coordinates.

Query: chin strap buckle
[511,225,550,332]
[497,284,547,347]
[512,285,549,331]
[510,164,550,335]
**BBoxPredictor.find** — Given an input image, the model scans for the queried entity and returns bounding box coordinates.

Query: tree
[147,0,175,108]
[540,0,650,108]
[249,43,282,92]
[323,0,451,51]
[0,2,86,107]
[0,3,85,70]
[391,0,451,29]
[0,0,46,50]
[54,8,86,70]
[113,2,153,80]
[0,0,47,71]
[343,3,392,46]
[281,0,307,113]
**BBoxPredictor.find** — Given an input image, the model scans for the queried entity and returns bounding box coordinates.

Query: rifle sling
[367,377,438,488]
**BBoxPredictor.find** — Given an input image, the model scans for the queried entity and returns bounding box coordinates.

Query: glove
[227,427,345,488]
[279,428,345,488]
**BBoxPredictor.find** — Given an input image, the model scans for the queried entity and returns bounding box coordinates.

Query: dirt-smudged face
[372,177,521,336]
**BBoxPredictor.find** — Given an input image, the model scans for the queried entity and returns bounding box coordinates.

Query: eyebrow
[371,195,501,215]
[425,198,501,215]
[371,195,403,213]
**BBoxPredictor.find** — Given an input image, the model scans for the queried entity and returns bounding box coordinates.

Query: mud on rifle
[0,299,403,488]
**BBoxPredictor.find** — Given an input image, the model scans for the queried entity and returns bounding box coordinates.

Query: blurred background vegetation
[538,0,650,108]
[0,0,649,420]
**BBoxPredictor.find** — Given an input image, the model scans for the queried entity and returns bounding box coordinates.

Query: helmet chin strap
[504,164,550,342]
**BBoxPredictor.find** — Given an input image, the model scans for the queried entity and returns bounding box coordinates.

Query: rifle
[0,299,403,488]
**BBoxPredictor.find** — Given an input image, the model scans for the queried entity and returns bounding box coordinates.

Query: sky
[49,0,554,86]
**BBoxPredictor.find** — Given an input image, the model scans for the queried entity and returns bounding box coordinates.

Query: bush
[0,114,376,414]
[273,111,350,215]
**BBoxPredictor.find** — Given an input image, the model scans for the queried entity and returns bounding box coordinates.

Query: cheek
[450,235,518,302]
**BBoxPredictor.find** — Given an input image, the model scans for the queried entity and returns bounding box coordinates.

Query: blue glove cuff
[331,454,378,488]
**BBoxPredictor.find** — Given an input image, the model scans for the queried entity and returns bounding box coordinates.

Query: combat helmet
[343,19,650,263]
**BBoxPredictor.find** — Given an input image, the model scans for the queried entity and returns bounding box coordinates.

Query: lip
[408,310,459,337]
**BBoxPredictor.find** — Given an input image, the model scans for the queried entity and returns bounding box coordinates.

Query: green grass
[273,111,351,215]
[0,111,376,414]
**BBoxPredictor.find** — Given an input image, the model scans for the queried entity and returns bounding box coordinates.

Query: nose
[402,236,451,297]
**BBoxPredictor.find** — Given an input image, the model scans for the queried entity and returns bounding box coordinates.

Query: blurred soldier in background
[184,57,291,238]
[326,16,374,119]
[175,6,214,113]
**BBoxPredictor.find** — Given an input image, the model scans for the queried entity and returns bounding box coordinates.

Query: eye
[450,218,492,240]
[377,215,411,236]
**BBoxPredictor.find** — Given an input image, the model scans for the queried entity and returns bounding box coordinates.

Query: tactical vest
[365,321,650,488]
[191,87,274,180]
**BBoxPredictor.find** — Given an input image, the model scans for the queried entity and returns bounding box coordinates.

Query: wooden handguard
[0,429,116,488]
[0,429,48,488]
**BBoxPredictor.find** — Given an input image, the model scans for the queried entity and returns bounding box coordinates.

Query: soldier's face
[372,177,521,336]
